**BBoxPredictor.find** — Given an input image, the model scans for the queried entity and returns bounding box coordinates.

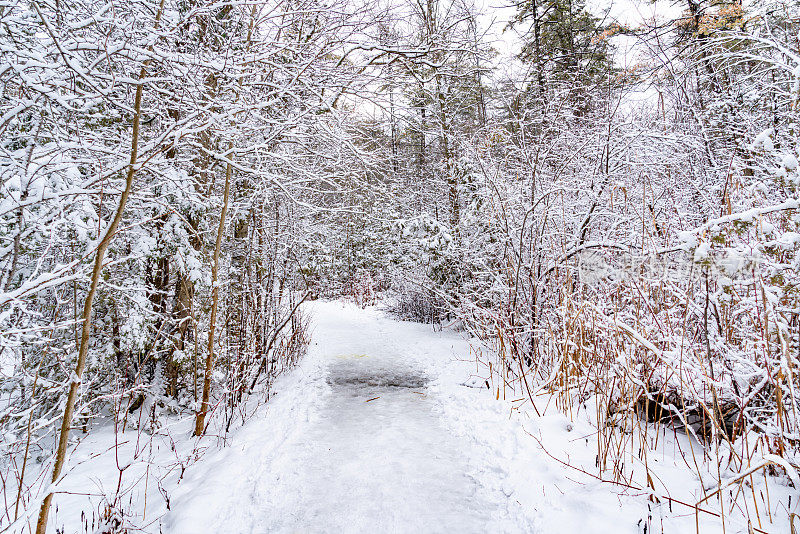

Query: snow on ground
[19,300,796,533]
[165,300,537,533]
[164,300,796,534]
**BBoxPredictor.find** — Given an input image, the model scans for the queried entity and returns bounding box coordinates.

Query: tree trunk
[34,3,166,532]
[194,155,232,436]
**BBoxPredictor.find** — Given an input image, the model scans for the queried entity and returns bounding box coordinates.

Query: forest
[1,0,800,532]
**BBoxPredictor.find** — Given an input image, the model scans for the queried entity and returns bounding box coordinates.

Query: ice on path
[165,301,537,533]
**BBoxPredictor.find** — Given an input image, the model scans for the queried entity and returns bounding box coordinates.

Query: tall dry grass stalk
[458,217,799,533]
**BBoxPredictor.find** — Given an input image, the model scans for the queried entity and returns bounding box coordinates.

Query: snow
[781,154,798,171]
[778,231,800,248]
[162,301,797,534]
[694,241,711,262]
[751,128,774,152]
[19,300,797,533]
[164,300,537,533]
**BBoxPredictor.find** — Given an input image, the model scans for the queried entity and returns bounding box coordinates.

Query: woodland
[1,0,800,532]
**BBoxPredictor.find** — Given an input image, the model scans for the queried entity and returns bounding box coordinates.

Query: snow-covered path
[164,301,539,533]
[25,301,795,533]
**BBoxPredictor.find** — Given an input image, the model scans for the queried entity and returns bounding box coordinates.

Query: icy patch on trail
[326,359,429,390]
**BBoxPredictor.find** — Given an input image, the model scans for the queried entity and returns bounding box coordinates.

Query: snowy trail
[51,300,772,534]
[164,301,538,534]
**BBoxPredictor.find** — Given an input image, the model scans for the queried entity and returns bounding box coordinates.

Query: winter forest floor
[32,300,795,533]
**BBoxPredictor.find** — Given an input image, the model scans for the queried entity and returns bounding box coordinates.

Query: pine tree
[512,0,615,111]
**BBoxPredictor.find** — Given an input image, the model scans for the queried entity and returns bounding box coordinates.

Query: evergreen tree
[511,0,615,111]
